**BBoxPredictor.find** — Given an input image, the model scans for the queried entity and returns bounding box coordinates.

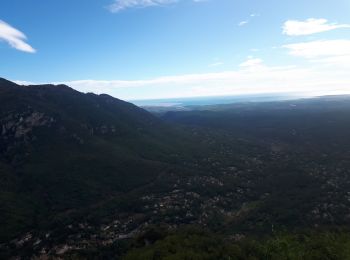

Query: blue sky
[1,0,350,100]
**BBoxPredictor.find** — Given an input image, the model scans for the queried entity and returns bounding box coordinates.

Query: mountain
[0,78,196,245]
[2,78,350,258]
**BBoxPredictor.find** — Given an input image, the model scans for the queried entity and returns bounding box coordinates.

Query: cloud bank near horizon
[15,53,350,100]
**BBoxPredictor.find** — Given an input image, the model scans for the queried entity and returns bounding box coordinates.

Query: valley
[1,79,350,258]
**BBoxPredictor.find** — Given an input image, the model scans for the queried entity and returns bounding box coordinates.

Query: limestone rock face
[0,110,55,164]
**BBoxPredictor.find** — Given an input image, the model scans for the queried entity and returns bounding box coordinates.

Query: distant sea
[130,93,311,108]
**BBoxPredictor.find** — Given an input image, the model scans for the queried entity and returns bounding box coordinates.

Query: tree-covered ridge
[2,78,350,258]
[0,78,194,243]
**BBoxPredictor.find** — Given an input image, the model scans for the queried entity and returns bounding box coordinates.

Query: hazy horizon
[1,0,350,100]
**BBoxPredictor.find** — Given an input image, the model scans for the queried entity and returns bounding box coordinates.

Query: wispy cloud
[0,20,36,53]
[239,57,263,67]
[283,18,350,36]
[238,13,259,27]
[284,39,350,58]
[238,21,248,27]
[108,0,202,13]
[208,61,224,67]
[283,40,350,70]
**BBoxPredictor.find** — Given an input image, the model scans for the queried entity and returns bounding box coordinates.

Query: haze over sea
[131,93,312,107]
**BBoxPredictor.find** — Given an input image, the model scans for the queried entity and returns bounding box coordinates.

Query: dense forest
[1,78,350,259]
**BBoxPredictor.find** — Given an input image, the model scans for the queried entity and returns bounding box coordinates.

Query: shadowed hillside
[0,78,197,244]
[2,79,350,259]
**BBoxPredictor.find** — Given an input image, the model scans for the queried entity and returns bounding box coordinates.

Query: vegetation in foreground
[59,227,350,260]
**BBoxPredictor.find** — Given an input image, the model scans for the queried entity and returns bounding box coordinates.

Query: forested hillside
[2,79,350,259]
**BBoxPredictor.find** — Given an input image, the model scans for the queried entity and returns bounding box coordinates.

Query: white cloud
[238,21,248,26]
[238,13,259,27]
[284,39,350,71]
[284,40,350,58]
[0,20,36,53]
[69,69,347,99]
[24,55,346,100]
[239,57,263,67]
[283,18,350,36]
[208,61,224,67]
[108,0,202,12]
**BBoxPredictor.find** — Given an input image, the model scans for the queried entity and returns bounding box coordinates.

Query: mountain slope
[0,78,192,243]
[3,79,350,258]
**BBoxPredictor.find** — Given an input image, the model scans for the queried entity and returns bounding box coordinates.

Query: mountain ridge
[0,78,194,244]
[2,78,350,258]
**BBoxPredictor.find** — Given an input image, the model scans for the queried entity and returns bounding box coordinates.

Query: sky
[1,0,350,100]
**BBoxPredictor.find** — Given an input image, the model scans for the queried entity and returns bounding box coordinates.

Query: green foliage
[124,228,350,260]
[3,79,350,258]
[0,80,195,243]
